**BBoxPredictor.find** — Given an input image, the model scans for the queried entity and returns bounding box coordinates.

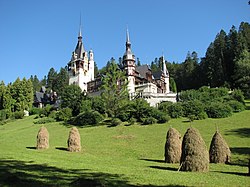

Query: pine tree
[47,68,57,91]
[101,58,128,118]
[52,67,69,96]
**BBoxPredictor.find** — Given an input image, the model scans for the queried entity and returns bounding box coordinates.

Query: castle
[67,27,176,106]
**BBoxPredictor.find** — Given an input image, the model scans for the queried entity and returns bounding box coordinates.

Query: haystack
[209,131,231,163]
[68,127,81,152]
[36,126,49,149]
[164,127,182,163]
[180,127,209,172]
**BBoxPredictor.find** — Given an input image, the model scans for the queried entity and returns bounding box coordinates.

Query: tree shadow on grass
[0,158,197,187]
[213,171,248,177]
[0,159,136,187]
[225,128,250,138]
[231,147,250,155]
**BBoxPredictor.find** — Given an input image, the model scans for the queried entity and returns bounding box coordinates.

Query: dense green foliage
[61,85,83,116]
[101,58,129,118]
[0,78,34,117]
[70,111,104,126]
[55,107,72,122]
[205,102,233,118]
[155,22,250,98]
[158,87,245,120]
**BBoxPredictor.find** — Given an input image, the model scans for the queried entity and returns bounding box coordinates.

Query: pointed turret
[161,55,170,93]
[74,23,85,59]
[122,27,136,96]
[126,27,130,44]
[162,55,169,77]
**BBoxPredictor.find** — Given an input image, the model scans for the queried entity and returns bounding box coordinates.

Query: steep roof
[153,71,163,80]
[135,65,151,79]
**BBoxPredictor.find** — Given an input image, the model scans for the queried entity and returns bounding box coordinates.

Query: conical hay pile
[36,126,49,149]
[209,131,231,163]
[180,127,209,172]
[165,127,182,163]
[68,127,81,152]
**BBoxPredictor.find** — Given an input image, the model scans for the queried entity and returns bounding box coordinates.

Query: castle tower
[67,24,94,92]
[122,28,136,96]
[162,55,170,93]
[89,49,95,81]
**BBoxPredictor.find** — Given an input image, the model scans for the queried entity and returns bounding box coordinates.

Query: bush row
[157,87,245,120]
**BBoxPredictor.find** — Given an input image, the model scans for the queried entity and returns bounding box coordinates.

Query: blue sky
[0,0,249,84]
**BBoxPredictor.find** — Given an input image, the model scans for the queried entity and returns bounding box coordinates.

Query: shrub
[111,118,122,126]
[0,110,7,121]
[167,103,183,118]
[230,89,245,104]
[80,99,92,113]
[128,117,136,125]
[179,89,200,102]
[180,127,209,172]
[34,117,56,124]
[142,117,157,125]
[72,111,103,126]
[39,105,53,117]
[226,100,245,112]
[29,107,43,116]
[36,126,49,150]
[68,127,81,152]
[205,102,232,118]
[158,101,172,113]
[91,96,105,114]
[156,112,170,124]
[132,99,153,122]
[209,131,231,164]
[55,108,72,121]
[197,111,208,120]
[48,110,57,119]
[13,111,24,119]
[165,128,182,163]
[182,100,204,119]
[116,103,134,122]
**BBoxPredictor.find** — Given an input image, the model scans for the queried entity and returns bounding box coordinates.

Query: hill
[0,103,249,186]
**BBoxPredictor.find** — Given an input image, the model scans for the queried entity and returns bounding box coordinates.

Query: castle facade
[67,28,176,106]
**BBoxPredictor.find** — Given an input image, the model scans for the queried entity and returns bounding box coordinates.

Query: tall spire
[78,13,82,39]
[162,54,168,77]
[126,26,130,44]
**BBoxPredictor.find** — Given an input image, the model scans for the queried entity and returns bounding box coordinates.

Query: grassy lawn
[0,106,249,186]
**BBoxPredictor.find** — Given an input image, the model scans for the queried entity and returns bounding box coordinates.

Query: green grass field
[0,104,250,186]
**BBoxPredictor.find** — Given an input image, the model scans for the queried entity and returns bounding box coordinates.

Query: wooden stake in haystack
[209,131,231,164]
[164,127,182,163]
[36,126,49,149]
[180,127,209,172]
[67,127,81,152]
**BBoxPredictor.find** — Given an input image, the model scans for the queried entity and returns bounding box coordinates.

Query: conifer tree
[101,58,128,118]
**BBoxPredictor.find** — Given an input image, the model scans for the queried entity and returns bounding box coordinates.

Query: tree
[101,58,128,117]
[3,84,15,113]
[52,67,69,96]
[23,78,34,110]
[0,81,5,110]
[233,49,250,98]
[10,78,34,112]
[94,61,99,77]
[47,68,57,91]
[30,75,41,92]
[61,85,83,116]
